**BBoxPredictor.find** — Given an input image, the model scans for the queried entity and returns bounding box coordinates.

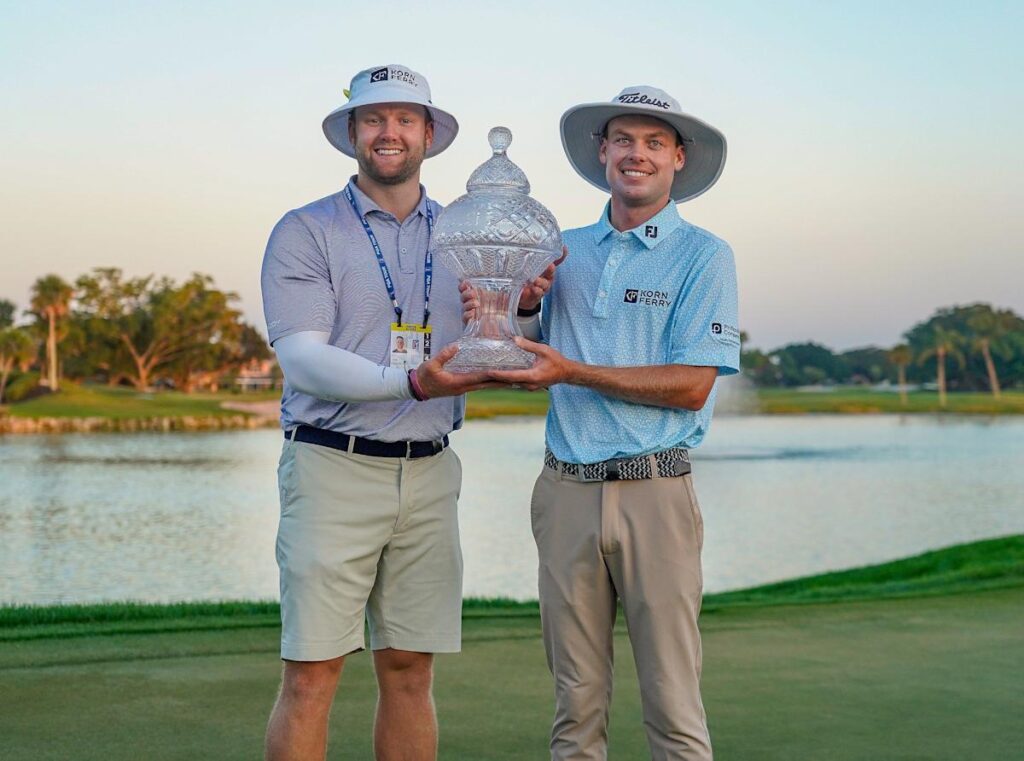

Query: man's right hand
[412,345,499,399]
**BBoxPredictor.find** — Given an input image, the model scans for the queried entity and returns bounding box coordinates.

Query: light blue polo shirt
[541,202,740,464]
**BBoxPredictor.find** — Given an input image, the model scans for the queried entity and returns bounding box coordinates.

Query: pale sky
[1,1,1022,350]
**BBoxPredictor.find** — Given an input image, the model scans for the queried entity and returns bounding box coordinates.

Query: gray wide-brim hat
[560,86,726,203]
[322,64,458,158]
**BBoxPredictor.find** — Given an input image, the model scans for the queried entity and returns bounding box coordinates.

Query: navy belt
[288,425,448,459]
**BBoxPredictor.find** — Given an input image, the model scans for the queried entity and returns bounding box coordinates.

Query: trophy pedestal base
[447,338,535,373]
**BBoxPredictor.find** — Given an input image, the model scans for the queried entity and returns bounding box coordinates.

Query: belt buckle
[405,441,413,459]
[604,459,621,481]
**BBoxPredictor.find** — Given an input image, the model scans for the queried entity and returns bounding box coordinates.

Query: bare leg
[373,648,437,761]
[265,657,345,761]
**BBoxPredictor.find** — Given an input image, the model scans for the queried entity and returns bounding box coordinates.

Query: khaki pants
[531,467,711,761]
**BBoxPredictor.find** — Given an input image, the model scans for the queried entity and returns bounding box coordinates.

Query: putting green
[1,586,1022,760]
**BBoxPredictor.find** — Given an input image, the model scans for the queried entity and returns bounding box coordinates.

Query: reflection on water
[1,416,1022,605]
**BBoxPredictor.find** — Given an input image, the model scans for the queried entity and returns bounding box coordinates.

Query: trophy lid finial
[488,126,512,155]
[467,126,529,194]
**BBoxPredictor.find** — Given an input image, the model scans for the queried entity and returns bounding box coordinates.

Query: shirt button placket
[594,237,624,318]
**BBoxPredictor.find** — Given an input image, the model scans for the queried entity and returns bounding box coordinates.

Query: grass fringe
[2,535,1021,640]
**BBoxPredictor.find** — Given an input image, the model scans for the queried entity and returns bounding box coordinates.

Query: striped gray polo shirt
[261,178,465,441]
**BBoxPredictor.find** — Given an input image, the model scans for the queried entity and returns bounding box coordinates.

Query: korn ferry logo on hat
[560,85,727,203]
[322,64,458,158]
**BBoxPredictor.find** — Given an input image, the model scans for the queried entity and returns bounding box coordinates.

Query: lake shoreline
[3,393,1024,435]
[3,386,1023,435]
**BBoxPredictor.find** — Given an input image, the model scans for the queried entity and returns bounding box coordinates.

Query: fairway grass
[4,383,280,420]
[755,387,1024,415]
[6,385,1023,425]
[2,538,1022,759]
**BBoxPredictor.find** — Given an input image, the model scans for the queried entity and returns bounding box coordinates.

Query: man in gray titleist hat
[487,86,740,759]
[261,64,491,760]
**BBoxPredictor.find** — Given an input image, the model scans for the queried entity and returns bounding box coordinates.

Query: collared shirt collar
[346,176,430,221]
[592,201,684,249]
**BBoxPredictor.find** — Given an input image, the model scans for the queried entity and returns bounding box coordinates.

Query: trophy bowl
[433,127,563,372]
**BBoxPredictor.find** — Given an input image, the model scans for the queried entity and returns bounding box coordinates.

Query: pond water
[1,416,1022,605]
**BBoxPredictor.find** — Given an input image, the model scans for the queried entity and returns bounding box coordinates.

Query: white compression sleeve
[516,313,542,341]
[273,331,414,403]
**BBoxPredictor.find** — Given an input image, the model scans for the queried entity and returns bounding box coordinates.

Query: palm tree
[887,344,912,407]
[965,308,1013,399]
[0,299,15,330]
[0,328,35,404]
[918,327,965,409]
[29,275,73,392]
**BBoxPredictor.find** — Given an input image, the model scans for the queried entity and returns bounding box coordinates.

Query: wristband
[517,303,541,317]
[408,368,429,401]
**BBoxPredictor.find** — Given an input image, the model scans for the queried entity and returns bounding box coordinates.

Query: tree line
[2,276,1020,407]
[0,270,270,403]
[742,303,1024,403]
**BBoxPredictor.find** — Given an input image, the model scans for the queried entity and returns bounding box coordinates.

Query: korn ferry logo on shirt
[624,289,671,307]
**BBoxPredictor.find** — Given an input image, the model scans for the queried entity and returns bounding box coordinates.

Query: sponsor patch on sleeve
[710,322,741,344]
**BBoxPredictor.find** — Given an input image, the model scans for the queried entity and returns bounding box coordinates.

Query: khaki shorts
[276,439,463,661]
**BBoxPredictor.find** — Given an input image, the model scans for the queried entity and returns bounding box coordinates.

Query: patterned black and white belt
[544,447,691,482]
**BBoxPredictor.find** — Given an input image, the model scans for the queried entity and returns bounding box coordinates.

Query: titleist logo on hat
[616,91,671,109]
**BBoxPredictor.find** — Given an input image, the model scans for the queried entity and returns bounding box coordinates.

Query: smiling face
[599,114,685,209]
[349,104,434,186]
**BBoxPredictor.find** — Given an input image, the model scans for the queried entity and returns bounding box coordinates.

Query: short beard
[356,148,424,186]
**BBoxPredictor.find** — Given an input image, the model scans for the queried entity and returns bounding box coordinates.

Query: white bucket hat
[560,86,727,203]
[322,64,458,158]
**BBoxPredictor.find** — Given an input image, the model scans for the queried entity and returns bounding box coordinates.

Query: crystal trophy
[432,127,563,371]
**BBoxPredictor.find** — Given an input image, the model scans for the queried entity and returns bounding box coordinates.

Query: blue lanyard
[344,185,434,328]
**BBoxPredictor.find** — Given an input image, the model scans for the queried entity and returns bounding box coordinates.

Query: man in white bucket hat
[261,65,491,761]
[491,86,740,759]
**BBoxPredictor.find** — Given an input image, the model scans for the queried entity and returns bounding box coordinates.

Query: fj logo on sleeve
[644,225,658,239]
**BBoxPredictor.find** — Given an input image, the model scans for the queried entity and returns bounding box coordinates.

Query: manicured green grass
[1,562,1021,759]
[4,383,279,419]
[756,387,1024,414]
[4,536,1020,643]
[706,534,1024,607]
[5,384,1022,423]
[465,387,551,418]
[470,387,1024,418]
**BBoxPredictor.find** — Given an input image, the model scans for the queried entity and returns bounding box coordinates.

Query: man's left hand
[518,245,569,313]
[488,337,574,391]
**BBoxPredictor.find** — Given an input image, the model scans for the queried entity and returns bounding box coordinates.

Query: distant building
[235,358,281,392]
